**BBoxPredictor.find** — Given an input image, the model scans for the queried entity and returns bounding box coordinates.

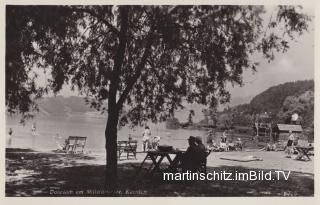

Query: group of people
[141,126,208,171]
[206,130,243,152]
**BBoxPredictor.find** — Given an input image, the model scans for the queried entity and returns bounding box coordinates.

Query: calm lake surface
[6,114,206,153]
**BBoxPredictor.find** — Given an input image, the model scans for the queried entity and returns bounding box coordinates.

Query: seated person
[151,136,161,150]
[181,136,204,172]
[220,130,228,151]
[219,143,228,151]
[206,130,215,145]
[235,138,243,151]
[62,139,70,151]
[55,139,69,152]
[195,136,206,152]
[266,143,276,151]
[195,136,207,160]
[207,139,219,151]
[228,142,236,151]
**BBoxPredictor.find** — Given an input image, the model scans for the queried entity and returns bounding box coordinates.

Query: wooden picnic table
[295,145,314,161]
[137,149,185,177]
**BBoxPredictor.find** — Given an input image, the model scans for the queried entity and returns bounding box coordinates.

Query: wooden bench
[66,136,87,154]
[117,140,138,160]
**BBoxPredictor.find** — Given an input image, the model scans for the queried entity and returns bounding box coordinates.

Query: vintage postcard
[1,0,319,204]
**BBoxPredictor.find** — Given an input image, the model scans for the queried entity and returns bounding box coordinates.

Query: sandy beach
[6,148,314,197]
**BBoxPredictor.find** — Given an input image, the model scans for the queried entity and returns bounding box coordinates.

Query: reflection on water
[6,114,206,153]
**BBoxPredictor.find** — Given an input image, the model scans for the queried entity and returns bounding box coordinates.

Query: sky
[45,5,315,105]
[226,5,314,103]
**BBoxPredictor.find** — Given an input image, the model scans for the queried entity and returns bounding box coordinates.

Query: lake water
[5,114,206,153]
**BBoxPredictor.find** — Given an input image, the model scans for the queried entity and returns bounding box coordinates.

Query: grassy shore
[6,148,314,197]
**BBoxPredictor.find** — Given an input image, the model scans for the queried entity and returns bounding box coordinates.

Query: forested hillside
[249,80,314,114]
[218,80,314,130]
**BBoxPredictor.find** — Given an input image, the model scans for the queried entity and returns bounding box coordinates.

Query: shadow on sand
[5,149,314,197]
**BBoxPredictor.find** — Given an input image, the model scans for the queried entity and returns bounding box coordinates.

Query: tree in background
[202,108,218,127]
[6,5,310,189]
[277,90,314,128]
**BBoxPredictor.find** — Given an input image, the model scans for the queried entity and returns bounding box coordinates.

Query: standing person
[286,130,294,158]
[220,130,228,151]
[142,125,151,152]
[7,128,13,148]
[221,130,227,142]
[128,134,133,141]
[293,134,299,146]
[31,122,37,148]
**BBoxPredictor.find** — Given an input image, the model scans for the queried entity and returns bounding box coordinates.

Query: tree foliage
[6,5,310,125]
[277,90,314,127]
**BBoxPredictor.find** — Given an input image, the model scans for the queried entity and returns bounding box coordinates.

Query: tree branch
[108,7,129,110]
[74,7,120,36]
[116,26,154,108]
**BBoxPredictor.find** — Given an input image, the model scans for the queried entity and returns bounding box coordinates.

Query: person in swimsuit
[286,131,294,158]
[142,126,151,152]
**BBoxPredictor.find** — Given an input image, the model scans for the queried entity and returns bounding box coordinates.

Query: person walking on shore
[7,128,13,148]
[31,123,37,148]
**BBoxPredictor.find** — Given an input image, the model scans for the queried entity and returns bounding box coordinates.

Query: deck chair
[125,140,138,159]
[66,136,87,154]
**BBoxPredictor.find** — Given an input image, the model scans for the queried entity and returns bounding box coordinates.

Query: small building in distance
[273,124,303,142]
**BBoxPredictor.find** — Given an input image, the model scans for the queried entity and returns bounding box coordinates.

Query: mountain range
[33,80,313,125]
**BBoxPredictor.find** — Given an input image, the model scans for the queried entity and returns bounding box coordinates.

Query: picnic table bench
[136,149,212,177]
[295,145,314,161]
[117,140,138,160]
[136,150,185,177]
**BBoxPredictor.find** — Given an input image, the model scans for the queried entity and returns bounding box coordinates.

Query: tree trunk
[105,106,119,191]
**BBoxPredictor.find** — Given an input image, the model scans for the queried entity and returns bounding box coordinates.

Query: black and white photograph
[4,1,316,199]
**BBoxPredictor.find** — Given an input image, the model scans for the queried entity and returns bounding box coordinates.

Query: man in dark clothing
[195,136,208,168]
[182,136,206,172]
[181,136,198,172]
